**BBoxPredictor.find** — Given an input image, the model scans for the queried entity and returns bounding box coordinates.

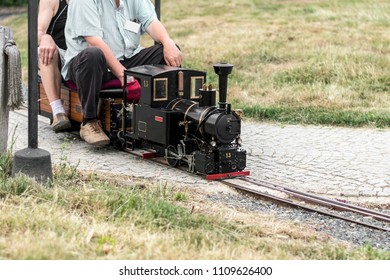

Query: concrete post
[0,26,12,154]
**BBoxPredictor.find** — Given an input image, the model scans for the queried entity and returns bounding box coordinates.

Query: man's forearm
[147,20,172,46]
[38,32,53,46]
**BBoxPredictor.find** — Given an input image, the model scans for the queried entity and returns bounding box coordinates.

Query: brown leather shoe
[52,113,71,133]
[80,119,110,146]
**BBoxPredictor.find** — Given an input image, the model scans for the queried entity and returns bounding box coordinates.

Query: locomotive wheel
[166,145,180,167]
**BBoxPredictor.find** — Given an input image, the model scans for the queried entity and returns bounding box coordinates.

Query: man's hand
[39,34,58,66]
[147,20,183,67]
[163,39,183,67]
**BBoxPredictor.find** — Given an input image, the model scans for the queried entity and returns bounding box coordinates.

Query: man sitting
[61,0,183,146]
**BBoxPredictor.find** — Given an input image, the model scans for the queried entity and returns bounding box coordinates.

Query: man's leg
[122,43,166,69]
[103,44,171,82]
[68,47,110,121]
[67,47,110,146]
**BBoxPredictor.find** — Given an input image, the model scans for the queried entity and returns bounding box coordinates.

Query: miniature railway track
[222,176,390,232]
[120,149,390,233]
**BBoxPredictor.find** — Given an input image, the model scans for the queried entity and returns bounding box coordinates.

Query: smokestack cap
[213,63,233,76]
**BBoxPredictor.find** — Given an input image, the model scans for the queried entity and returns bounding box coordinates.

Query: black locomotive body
[103,64,248,179]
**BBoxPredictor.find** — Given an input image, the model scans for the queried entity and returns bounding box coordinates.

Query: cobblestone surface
[243,121,390,204]
[8,108,390,205]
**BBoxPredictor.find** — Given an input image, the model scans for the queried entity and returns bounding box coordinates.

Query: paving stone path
[8,108,390,205]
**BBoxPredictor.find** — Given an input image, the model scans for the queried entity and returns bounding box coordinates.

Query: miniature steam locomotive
[39,63,249,180]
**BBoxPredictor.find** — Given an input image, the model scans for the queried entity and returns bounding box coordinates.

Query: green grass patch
[0,151,13,180]
[241,105,390,127]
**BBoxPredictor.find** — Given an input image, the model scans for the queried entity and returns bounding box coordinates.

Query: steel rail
[240,177,390,223]
[222,180,390,232]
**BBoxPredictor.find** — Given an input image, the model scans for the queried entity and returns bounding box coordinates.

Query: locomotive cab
[125,65,208,108]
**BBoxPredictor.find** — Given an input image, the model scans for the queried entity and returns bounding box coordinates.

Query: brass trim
[178,71,184,96]
[190,76,204,99]
[198,106,214,136]
[184,102,197,122]
[153,78,168,101]
[171,99,184,110]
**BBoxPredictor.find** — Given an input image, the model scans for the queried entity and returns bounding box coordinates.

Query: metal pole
[155,0,161,20]
[12,0,52,183]
[28,0,39,149]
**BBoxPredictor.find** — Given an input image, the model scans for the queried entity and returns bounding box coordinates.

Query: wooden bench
[38,80,124,125]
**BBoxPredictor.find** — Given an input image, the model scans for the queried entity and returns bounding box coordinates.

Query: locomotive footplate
[124,147,162,160]
[205,170,250,181]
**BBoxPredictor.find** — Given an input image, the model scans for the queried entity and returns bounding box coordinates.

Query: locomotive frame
[38,64,250,180]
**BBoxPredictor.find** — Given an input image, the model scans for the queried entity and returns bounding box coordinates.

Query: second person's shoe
[52,113,72,133]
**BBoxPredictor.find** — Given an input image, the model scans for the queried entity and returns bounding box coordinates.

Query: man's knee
[78,47,106,66]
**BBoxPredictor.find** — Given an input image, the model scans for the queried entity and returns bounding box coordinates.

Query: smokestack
[213,63,233,109]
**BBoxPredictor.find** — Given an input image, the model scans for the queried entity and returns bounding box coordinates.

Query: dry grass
[1,162,388,260]
[0,140,388,260]
[161,0,390,126]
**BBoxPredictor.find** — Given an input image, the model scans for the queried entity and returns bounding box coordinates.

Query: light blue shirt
[62,0,157,80]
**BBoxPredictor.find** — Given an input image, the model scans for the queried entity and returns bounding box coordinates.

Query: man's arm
[38,0,58,65]
[146,19,183,67]
[85,36,126,85]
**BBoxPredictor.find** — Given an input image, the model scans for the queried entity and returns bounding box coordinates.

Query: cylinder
[198,88,216,107]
